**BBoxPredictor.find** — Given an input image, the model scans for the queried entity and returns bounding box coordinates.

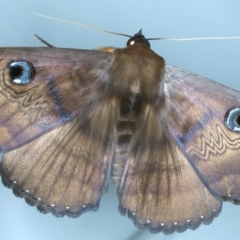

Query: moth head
[127,29,150,48]
[225,107,240,132]
[8,60,34,85]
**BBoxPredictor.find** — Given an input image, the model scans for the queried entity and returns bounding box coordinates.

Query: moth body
[0,31,240,234]
[110,43,165,189]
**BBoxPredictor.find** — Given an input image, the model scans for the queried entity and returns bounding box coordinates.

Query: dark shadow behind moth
[0,31,240,234]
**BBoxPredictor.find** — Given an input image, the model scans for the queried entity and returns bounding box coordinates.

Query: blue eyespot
[225,107,240,132]
[8,60,34,84]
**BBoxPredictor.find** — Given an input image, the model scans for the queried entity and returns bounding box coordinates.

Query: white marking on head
[130,40,135,45]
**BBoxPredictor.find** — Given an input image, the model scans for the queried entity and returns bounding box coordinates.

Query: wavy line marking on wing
[188,125,240,159]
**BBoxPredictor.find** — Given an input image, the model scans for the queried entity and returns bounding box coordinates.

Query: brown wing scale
[163,65,240,203]
[0,96,119,216]
[0,47,114,151]
[116,103,221,233]
[0,47,118,216]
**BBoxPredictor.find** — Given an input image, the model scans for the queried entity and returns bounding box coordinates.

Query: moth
[0,30,240,234]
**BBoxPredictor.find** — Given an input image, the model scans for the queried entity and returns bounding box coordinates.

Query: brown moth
[0,30,240,234]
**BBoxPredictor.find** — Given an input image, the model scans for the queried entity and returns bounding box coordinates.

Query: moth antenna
[34,34,55,48]
[32,12,240,42]
[31,12,132,38]
[147,36,240,41]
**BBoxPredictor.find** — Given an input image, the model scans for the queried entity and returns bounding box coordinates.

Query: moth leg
[34,34,55,48]
[94,47,116,53]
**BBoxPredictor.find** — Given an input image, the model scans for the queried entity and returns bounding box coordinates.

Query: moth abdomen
[112,97,142,188]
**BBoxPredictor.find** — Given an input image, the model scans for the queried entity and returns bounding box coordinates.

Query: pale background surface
[1,1,240,240]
